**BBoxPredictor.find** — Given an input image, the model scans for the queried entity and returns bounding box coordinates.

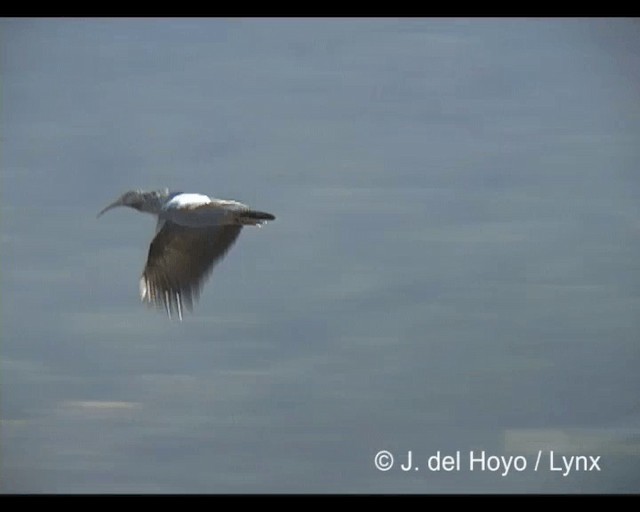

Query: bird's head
[97,189,169,217]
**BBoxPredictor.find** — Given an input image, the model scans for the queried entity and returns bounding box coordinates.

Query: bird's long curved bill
[97,199,124,218]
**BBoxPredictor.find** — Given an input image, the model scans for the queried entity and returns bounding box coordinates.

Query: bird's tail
[237,210,276,226]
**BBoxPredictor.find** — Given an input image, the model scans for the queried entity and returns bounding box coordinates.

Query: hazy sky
[1,18,639,493]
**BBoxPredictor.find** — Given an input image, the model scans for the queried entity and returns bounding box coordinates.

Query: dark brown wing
[139,221,243,319]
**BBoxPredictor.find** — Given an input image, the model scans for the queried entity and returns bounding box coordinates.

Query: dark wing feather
[140,221,242,319]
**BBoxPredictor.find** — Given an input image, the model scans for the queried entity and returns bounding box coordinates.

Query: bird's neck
[138,193,168,215]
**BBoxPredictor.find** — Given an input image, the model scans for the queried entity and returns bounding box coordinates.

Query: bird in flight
[98,188,275,320]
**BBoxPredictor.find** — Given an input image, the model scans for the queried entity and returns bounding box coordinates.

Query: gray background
[1,18,639,493]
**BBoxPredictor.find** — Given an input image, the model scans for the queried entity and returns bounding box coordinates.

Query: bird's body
[98,188,275,320]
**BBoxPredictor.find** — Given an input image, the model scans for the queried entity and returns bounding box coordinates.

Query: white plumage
[98,188,275,320]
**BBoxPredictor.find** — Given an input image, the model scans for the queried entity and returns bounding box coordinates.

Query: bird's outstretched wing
[139,221,243,320]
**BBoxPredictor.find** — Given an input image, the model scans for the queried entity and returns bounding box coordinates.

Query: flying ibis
[98,188,275,320]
